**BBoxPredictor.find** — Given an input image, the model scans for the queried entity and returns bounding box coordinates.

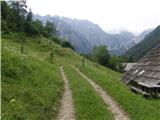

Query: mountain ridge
[132,29,153,44]
[34,15,136,55]
[124,25,160,61]
[34,15,156,56]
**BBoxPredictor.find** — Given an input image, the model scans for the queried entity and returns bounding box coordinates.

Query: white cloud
[27,0,160,33]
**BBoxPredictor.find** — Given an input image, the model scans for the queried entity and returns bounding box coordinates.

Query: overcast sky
[27,0,160,34]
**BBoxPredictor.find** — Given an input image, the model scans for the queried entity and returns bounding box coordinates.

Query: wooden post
[19,33,26,54]
[21,45,24,54]
[82,56,85,67]
[50,48,54,60]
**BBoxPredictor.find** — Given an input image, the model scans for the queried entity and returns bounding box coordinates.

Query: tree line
[1,0,56,37]
[2,0,129,72]
[1,0,74,50]
[85,45,131,72]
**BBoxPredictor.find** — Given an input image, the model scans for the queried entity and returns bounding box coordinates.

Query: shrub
[50,36,61,45]
[61,40,74,50]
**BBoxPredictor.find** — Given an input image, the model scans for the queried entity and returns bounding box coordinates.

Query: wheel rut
[71,65,130,120]
[57,66,75,120]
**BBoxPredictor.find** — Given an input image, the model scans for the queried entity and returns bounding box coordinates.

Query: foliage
[1,1,56,37]
[87,45,131,72]
[24,21,40,36]
[109,55,129,72]
[61,40,75,50]
[26,8,33,21]
[10,0,27,31]
[50,36,61,45]
[92,45,110,67]
[33,20,44,35]
[43,21,57,37]
[1,1,76,53]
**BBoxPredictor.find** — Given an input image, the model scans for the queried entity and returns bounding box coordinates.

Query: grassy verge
[76,62,160,120]
[1,39,64,120]
[64,66,113,120]
[2,36,160,120]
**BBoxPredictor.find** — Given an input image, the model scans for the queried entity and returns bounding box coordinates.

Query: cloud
[27,0,160,33]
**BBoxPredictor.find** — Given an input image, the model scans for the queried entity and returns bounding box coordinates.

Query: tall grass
[1,39,64,120]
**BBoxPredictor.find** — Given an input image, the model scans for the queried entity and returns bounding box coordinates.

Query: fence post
[50,48,54,60]
[82,56,85,67]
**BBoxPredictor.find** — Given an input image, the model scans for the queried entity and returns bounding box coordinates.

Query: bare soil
[57,66,75,120]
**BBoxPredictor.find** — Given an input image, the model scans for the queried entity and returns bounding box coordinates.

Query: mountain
[107,31,135,55]
[132,29,153,44]
[58,16,135,52]
[34,15,92,54]
[124,25,160,61]
[34,15,135,55]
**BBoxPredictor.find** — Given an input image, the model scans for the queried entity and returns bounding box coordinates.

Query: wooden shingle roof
[124,63,137,72]
[123,43,160,88]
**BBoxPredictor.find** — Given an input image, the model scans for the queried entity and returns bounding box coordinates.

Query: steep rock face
[34,15,92,54]
[132,29,153,44]
[34,15,135,55]
[53,17,92,54]
[59,17,135,53]
[125,25,160,61]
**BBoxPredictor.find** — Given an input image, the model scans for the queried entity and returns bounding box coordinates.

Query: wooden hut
[123,44,160,98]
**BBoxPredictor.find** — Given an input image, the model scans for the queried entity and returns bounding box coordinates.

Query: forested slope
[125,25,160,61]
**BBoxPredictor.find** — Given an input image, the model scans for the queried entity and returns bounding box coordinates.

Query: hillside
[2,35,160,120]
[2,37,64,119]
[124,25,160,61]
[2,1,160,120]
[34,15,135,55]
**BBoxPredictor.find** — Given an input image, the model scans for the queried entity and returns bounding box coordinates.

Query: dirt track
[71,65,130,120]
[57,66,75,120]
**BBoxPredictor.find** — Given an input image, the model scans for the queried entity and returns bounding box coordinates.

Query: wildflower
[10,99,16,103]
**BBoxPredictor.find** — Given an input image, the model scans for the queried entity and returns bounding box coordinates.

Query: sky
[27,0,160,34]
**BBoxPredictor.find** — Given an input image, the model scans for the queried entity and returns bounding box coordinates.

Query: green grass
[64,66,113,120]
[75,62,160,120]
[1,38,64,120]
[2,35,160,120]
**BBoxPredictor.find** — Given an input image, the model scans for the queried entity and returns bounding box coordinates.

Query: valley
[34,15,138,55]
[1,1,160,120]
[2,36,160,120]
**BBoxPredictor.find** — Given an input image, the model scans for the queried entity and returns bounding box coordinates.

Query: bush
[92,45,110,67]
[61,40,74,50]
[24,21,40,36]
[50,36,61,45]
